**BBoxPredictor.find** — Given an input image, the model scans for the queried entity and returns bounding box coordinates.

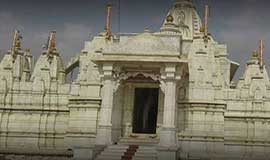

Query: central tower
[161,0,202,39]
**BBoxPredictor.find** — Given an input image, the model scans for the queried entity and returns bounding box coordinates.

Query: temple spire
[259,39,264,68]
[47,31,57,57]
[105,4,112,40]
[204,5,209,38]
[10,30,23,62]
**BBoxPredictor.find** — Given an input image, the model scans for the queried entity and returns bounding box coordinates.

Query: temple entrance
[132,88,159,134]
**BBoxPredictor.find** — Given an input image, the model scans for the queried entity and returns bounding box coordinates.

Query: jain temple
[0,0,270,160]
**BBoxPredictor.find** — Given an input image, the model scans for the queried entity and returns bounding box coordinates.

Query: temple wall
[0,79,103,160]
[0,80,71,156]
[177,99,270,159]
[177,101,225,159]
[177,86,270,159]
[223,87,270,159]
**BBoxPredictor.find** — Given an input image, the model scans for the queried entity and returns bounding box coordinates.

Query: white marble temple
[0,0,270,160]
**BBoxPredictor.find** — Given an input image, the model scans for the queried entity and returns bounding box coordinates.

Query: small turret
[238,49,269,88]
[0,30,32,82]
[10,30,23,63]
[237,49,270,100]
[247,50,259,65]
[24,48,32,70]
[160,14,181,34]
[43,31,58,62]
[31,31,65,85]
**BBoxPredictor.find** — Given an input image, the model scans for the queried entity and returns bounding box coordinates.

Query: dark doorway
[132,88,159,134]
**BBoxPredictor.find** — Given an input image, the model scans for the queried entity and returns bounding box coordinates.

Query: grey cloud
[0,12,24,55]
[56,23,92,61]
[0,11,92,65]
[1,0,270,80]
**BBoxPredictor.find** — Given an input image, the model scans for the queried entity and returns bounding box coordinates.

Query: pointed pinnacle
[47,31,57,55]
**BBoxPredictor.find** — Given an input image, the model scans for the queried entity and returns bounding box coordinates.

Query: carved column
[96,62,114,145]
[158,64,179,160]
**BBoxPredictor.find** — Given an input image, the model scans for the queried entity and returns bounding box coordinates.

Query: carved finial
[105,4,112,40]
[24,48,31,56]
[166,14,174,23]
[144,27,150,33]
[25,48,30,52]
[43,31,57,62]
[252,50,258,58]
[247,50,259,65]
[11,30,22,62]
[174,0,194,7]
[48,31,56,53]
[204,5,209,38]
[259,39,264,68]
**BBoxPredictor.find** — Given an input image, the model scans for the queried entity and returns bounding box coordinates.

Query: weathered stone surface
[0,0,270,160]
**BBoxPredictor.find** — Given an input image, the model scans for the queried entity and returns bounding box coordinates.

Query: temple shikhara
[1,0,270,159]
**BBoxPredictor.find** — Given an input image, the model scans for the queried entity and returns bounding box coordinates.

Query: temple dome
[161,0,202,38]
[31,54,65,83]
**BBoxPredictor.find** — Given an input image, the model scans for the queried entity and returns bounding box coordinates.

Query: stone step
[96,155,122,160]
[107,145,129,149]
[132,158,157,160]
[137,147,156,152]
[96,157,121,160]
[135,152,156,156]
[122,145,138,160]
[104,148,127,152]
[137,147,156,151]
[135,151,157,155]
[95,144,157,160]
[95,145,128,160]
[100,152,124,156]
[133,146,157,160]
[119,138,159,146]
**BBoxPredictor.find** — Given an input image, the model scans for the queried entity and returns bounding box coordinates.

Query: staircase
[94,145,157,160]
[133,146,157,160]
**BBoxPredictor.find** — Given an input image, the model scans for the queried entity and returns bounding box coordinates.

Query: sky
[0,0,270,80]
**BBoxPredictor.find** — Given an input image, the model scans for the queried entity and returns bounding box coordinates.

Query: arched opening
[132,87,159,134]
[112,71,164,141]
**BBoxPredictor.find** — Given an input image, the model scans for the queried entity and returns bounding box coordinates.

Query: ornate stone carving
[112,71,164,92]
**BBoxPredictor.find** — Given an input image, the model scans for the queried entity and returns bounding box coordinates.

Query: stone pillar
[96,63,114,145]
[158,64,179,160]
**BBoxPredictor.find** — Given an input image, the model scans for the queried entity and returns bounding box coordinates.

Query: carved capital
[161,63,184,81]
[112,71,163,92]
[101,62,114,80]
[159,80,166,93]
[113,71,129,92]
[164,63,176,80]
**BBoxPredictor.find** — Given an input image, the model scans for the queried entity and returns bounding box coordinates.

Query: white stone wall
[1,1,270,159]
[0,79,70,155]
